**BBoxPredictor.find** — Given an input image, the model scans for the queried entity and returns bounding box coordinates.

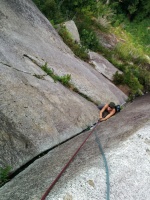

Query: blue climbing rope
[94,131,110,200]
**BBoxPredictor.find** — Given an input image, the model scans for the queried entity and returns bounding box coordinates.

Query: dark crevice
[23,54,42,67]
[0,61,12,68]
[0,60,47,79]
[1,123,97,187]
[101,72,112,82]
[0,61,32,75]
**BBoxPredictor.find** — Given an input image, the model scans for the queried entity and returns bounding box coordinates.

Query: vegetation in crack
[32,0,150,98]
[72,87,97,105]
[42,63,96,104]
[0,124,96,187]
[41,62,71,87]
[24,56,95,103]
[33,74,45,79]
[0,166,11,187]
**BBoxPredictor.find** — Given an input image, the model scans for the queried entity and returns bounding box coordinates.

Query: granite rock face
[88,51,122,81]
[0,63,98,170]
[0,0,127,171]
[0,94,149,200]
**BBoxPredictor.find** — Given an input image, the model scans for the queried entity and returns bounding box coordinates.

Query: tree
[109,0,150,21]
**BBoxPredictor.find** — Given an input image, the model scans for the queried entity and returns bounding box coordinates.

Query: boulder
[88,51,122,81]
[63,20,80,43]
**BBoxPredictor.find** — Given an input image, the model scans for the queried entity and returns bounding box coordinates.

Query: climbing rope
[41,122,100,200]
[41,121,110,200]
[94,131,110,200]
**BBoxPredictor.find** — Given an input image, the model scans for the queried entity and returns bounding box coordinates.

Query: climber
[98,102,116,121]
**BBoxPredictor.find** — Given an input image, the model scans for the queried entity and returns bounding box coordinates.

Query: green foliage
[124,19,150,54]
[113,71,124,85]
[32,0,150,95]
[42,0,57,18]
[60,0,97,18]
[32,0,42,7]
[136,68,150,92]
[80,28,100,51]
[33,0,64,23]
[124,71,143,94]
[111,0,150,21]
[42,63,57,81]
[96,1,114,28]
[109,25,149,65]
[41,63,71,87]
[41,62,96,103]
[57,74,71,86]
[58,26,89,61]
[113,68,143,96]
[0,166,11,185]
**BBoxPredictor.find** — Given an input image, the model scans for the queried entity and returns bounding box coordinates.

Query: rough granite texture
[0,0,127,171]
[88,51,122,81]
[0,94,149,200]
[0,0,126,104]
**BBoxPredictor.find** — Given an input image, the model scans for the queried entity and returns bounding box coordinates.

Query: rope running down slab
[41,122,100,200]
[94,131,110,200]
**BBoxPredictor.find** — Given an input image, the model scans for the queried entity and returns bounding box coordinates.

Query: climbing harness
[41,120,110,200]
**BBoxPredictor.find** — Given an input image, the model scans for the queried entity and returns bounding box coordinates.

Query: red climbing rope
[41,121,100,200]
